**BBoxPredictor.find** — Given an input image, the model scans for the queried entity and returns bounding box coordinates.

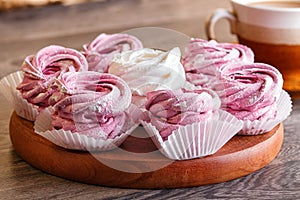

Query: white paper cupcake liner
[141,110,243,160]
[0,71,39,121]
[0,71,23,102]
[238,90,292,135]
[13,91,40,121]
[34,106,140,152]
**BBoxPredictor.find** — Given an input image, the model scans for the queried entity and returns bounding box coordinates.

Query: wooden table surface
[0,0,299,199]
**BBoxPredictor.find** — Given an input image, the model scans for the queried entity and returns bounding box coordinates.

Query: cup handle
[205,8,237,41]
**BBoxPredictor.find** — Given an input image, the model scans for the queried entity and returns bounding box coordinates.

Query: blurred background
[0,0,234,77]
[0,0,94,10]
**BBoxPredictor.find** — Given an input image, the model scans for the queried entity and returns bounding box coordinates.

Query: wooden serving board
[9,112,284,189]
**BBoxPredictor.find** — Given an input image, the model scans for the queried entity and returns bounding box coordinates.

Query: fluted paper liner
[34,104,141,151]
[0,71,22,102]
[238,90,292,135]
[0,71,39,121]
[141,110,243,160]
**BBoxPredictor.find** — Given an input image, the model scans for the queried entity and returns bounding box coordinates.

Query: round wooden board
[9,112,284,189]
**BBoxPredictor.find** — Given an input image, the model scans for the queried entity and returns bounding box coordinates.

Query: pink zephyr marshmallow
[183,39,254,88]
[17,45,88,109]
[212,62,283,121]
[83,33,143,72]
[145,88,221,140]
[51,71,133,140]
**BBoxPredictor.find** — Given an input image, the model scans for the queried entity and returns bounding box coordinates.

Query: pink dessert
[182,38,254,88]
[17,45,88,109]
[145,88,221,140]
[51,71,133,140]
[212,62,283,121]
[83,33,143,73]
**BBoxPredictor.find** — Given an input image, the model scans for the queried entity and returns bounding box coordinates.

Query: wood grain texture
[9,112,284,189]
[0,0,299,199]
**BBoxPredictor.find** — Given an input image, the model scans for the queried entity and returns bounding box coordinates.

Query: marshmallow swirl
[17,45,88,108]
[145,88,221,140]
[212,62,283,121]
[109,47,186,96]
[182,38,254,77]
[51,71,132,140]
[182,38,254,87]
[83,33,143,72]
